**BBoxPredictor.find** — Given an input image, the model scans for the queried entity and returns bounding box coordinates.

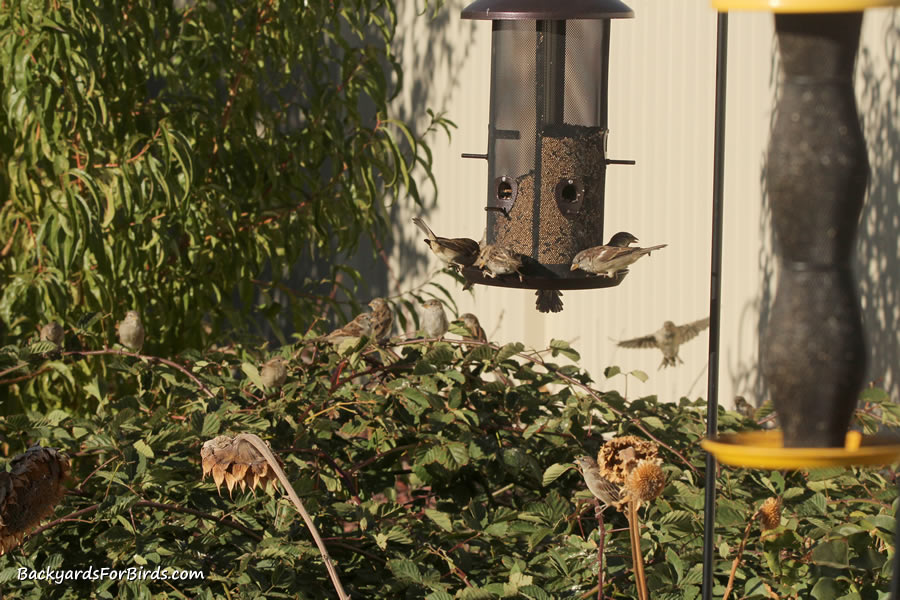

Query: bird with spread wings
[617,317,710,369]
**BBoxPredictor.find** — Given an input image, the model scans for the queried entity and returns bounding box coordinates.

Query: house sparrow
[535,289,563,313]
[40,322,64,348]
[412,217,480,269]
[368,298,392,343]
[734,396,755,419]
[421,299,449,339]
[325,312,375,344]
[260,357,288,390]
[459,313,486,343]
[474,243,524,281]
[117,311,145,351]
[617,317,710,369]
[570,232,666,278]
[574,456,621,509]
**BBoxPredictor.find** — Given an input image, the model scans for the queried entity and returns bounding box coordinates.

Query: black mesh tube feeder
[460,0,635,291]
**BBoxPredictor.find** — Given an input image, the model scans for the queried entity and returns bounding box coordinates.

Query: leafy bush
[0,0,450,353]
[0,331,896,599]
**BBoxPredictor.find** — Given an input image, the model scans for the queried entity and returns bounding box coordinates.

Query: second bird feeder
[460,0,635,291]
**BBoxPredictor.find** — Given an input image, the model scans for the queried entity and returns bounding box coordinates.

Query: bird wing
[674,317,710,344]
[579,245,634,263]
[618,333,659,349]
[638,243,667,254]
[441,237,480,256]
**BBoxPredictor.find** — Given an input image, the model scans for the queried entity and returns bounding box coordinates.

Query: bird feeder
[460,0,635,291]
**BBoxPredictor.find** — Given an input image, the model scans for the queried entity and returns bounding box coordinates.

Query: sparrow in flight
[412,217,480,270]
[617,317,710,369]
[570,232,666,278]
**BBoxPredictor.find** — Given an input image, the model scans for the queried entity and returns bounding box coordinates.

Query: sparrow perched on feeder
[421,299,449,339]
[412,217,480,270]
[474,243,524,281]
[617,317,710,369]
[259,357,288,390]
[325,312,375,344]
[574,456,621,509]
[117,311,145,351]
[458,313,487,343]
[570,232,667,278]
[40,322,64,348]
[367,298,393,343]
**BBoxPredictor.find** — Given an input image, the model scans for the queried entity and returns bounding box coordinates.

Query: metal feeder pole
[702,11,728,600]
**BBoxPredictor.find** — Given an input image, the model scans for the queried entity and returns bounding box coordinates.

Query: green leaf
[424,509,453,532]
[241,362,265,391]
[541,463,572,487]
[133,439,154,459]
[495,342,524,362]
[629,369,649,383]
[811,540,850,568]
[810,577,841,600]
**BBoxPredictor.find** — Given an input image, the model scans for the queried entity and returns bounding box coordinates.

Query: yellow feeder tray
[712,0,900,11]
[701,430,900,469]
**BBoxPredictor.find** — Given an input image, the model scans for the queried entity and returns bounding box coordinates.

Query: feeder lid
[461,0,634,20]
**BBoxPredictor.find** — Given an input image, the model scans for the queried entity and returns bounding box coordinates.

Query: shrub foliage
[0,332,897,599]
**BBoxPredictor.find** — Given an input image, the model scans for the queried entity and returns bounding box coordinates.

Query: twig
[627,502,649,600]
[723,512,756,600]
[64,348,216,399]
[594,501,606,600]
[237,433,351,600]
[391,337,701,477]
[27,500,262,542]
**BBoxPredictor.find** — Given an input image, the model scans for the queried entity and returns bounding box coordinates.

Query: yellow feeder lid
[712,0,900,11]
[701,430,900,469]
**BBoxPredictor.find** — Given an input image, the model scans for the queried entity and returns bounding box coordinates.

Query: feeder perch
[460,0,635,291]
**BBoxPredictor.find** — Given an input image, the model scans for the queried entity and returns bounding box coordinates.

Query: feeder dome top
[461,0,634,20]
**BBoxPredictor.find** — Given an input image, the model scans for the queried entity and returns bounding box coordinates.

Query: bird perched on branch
[117,311,145,351]
[367,298,393,343]
[458,313,486,343]
[570,232,666,278]
[412,217,480,270]
[259,357,288,390]
[474,243,524,281]
[421,299,449,339]
[325,312,375,344]
[574,456,621,509]
[40,322,64,348]
[617,317,710,369]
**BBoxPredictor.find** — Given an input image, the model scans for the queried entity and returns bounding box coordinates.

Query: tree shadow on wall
[390,0,480,292]
[856,13,900,402]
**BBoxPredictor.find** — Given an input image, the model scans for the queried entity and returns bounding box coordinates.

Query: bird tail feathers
[411,216,436,240]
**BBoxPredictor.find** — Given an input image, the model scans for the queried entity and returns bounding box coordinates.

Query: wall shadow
[856,12,900,401]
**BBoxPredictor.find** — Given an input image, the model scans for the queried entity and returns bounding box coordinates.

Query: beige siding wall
[391,2,899,408]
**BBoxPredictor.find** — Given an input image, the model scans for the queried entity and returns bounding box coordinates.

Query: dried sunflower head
[624,458,666,504]
[0,446,70,556]
[597,436,659,484]
[758,497,782,531]
[201,435,281,495]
